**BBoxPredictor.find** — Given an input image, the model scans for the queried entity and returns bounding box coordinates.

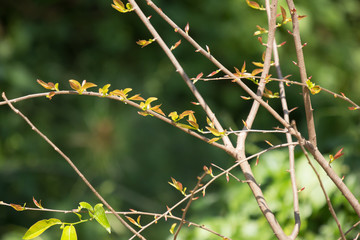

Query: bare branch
[1,92,147,240]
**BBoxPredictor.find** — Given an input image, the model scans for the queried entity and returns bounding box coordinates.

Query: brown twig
[173,172,207,240]
[285,0,317,147]
[1,92,147,240]
[266,0,300,237]
[291,121,345,240]
[127,0,233,149]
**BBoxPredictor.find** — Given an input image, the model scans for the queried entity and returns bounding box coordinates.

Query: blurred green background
[1,0,359,239]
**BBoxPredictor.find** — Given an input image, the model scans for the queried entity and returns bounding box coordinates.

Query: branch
[266,0,300,237]
[285,0,317,146]
[0,90,229,152]
[127,0,233,149]
[291,121,345,240]
[1,92,147,240]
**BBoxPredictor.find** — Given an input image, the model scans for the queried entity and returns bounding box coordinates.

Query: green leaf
[23,218,62,239]
[79,202,93,212]
[61,225,77,240]
[169,223,177,234]
[93,204,111,234]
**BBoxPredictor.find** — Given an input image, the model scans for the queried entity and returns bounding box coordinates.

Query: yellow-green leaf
[128,94,145,101]
[23,218,62,239]
[170,223,177,234]
[93,204,111,233]
[11,203,26,211]
[205,126,222,136]
[61,225,77,240]
[168,111,179,121]
[69,80,81,92]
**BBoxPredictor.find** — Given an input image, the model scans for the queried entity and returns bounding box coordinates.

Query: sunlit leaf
[168,111,179,121]
[265,140,273,147]
[252,62,264,68]
[33,197,43,209]
[280,6,287,23]
[241,96,251,100]
[111,0,133,13]
[126,216,141,228]
[329,147,344,164]
[187,120,199,129]
[37,79,59,91]
[206,126,222,136]
[208,137,221,144]
[251,68,263,76]
[11,203,26,211]
[46,92,56,100]
[69,79,81,92]
[23,218,62,239]
[99,84,111,96]
[169,223,177,234]
[93,204,111,233]
[150,104,165,116]
[193,72,203,84]
[203,166,214,177]
[61,225,77,240]
[246,0,265,10]
[136,39,155,48]
[298,187,305,192]
[207,69,221,77]
[179,110,195,120]
[263,88,279,98]
[78,202,93,212]
[170,39,181,51]
[128,94,145,101]
[206,117,214,128]
[185,22,190,35]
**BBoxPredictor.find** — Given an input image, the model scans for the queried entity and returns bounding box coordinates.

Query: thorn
[287,30,293,35]
[302,42,307,48]
[292,61,298,66]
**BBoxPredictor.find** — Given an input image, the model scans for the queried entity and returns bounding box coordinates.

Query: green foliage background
[0,0,359,239]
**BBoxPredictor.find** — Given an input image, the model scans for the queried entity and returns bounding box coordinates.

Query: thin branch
[0,90,229,152]
[127,0,233,149]
[291,121,345,240]
[285,0,317,146]
[173,172,207,240]
[337,220,360,240]
[130,141,298,239]
[145,0,293,133]
[1,92,146,240]
[266,0,300,236]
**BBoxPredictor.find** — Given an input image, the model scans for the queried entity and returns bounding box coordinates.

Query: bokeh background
[1,0,360,239]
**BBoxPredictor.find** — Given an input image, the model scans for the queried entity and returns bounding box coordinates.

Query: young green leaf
[78,202,93,213]
[136,39,155,48]
[170,39,181,51]
[111,0,133,13]
[169,223,177,234]
[37,79,59,91]
[23,218,62,239]
[61,225,77,240]
[10,203,26,211]
[33,197,43,209]
[99,84,111,96]
[93,204,111,234]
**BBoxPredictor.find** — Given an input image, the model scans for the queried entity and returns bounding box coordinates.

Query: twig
[1,92,146,240]
[0,90,229,152]
[130,141,298,239]
[145,0,293,133]
[173,172,207,240]
[285,0,317,147]
[266,0,300,237]
[291,121,345,240]
[128,0,233,149]
[337,220,360,240]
